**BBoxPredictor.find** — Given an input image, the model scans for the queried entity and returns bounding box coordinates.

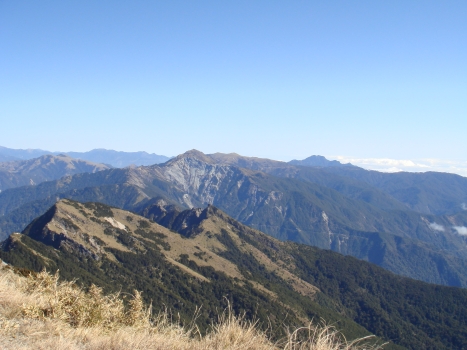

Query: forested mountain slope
[0,150,466,287]
[3,199,467,349]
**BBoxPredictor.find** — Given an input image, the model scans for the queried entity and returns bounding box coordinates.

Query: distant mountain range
[0,154,18,162]
[0,146,51,161]
[0,154,111,192]
[0,146,171,168]
[0,150,466,288]
[289,155,355,167]
[3,198,467,349]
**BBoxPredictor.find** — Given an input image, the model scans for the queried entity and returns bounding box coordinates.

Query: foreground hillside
[0,200,374,344]
[2,200,467,349]
[0,266,382,350]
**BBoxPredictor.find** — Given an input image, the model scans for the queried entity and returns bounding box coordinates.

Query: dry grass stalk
[19,269,143,329]
[0,266,385,350]
[282,321,385,350]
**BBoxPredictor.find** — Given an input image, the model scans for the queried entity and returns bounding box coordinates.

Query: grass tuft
[0,266,385,349]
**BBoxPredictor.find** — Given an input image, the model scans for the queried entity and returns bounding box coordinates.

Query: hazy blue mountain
[0,154,111,191]
[210,152,467,216]
[317,166,467,215]
[206,153,423,213]
[64,148,171,167]
[0,146,51,160]
[0,154,20,162]
[289,155,355,167]
[0,146,170,168]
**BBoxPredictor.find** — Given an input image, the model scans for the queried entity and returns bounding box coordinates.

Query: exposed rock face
[22,203,105,260]
[157,155,238,206]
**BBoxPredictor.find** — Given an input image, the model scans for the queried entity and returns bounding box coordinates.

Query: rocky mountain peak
[169,149,215,165]
[143,203,211,237]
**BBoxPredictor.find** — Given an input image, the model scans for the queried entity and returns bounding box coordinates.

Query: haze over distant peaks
[289,155,355,168]
[0,154,111,191]
[65,148,171,167]
[0,146,50,161]
[0,146,171,168]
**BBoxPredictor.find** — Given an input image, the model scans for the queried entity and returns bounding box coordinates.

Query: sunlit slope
[2,200,467,348]
[0,199,371,342]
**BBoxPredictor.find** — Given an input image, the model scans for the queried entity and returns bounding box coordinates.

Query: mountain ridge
[0,146,171,168]
[1,150,467,287]
[3,199,467,349]
[0,199,368,342]
[0,154,111,191]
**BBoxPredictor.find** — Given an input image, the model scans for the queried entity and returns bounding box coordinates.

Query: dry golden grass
[0,266,384,350]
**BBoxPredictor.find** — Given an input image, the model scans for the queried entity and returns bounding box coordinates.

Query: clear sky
[1,1,466,173]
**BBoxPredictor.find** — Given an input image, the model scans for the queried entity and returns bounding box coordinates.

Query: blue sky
[1,1,466,173]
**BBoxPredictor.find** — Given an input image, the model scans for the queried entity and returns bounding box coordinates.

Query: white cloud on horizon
[429,223,445,232]
[329,157,467,177]
[453,226,467,236]
[462,203,467,211]
[384,167,404,173]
